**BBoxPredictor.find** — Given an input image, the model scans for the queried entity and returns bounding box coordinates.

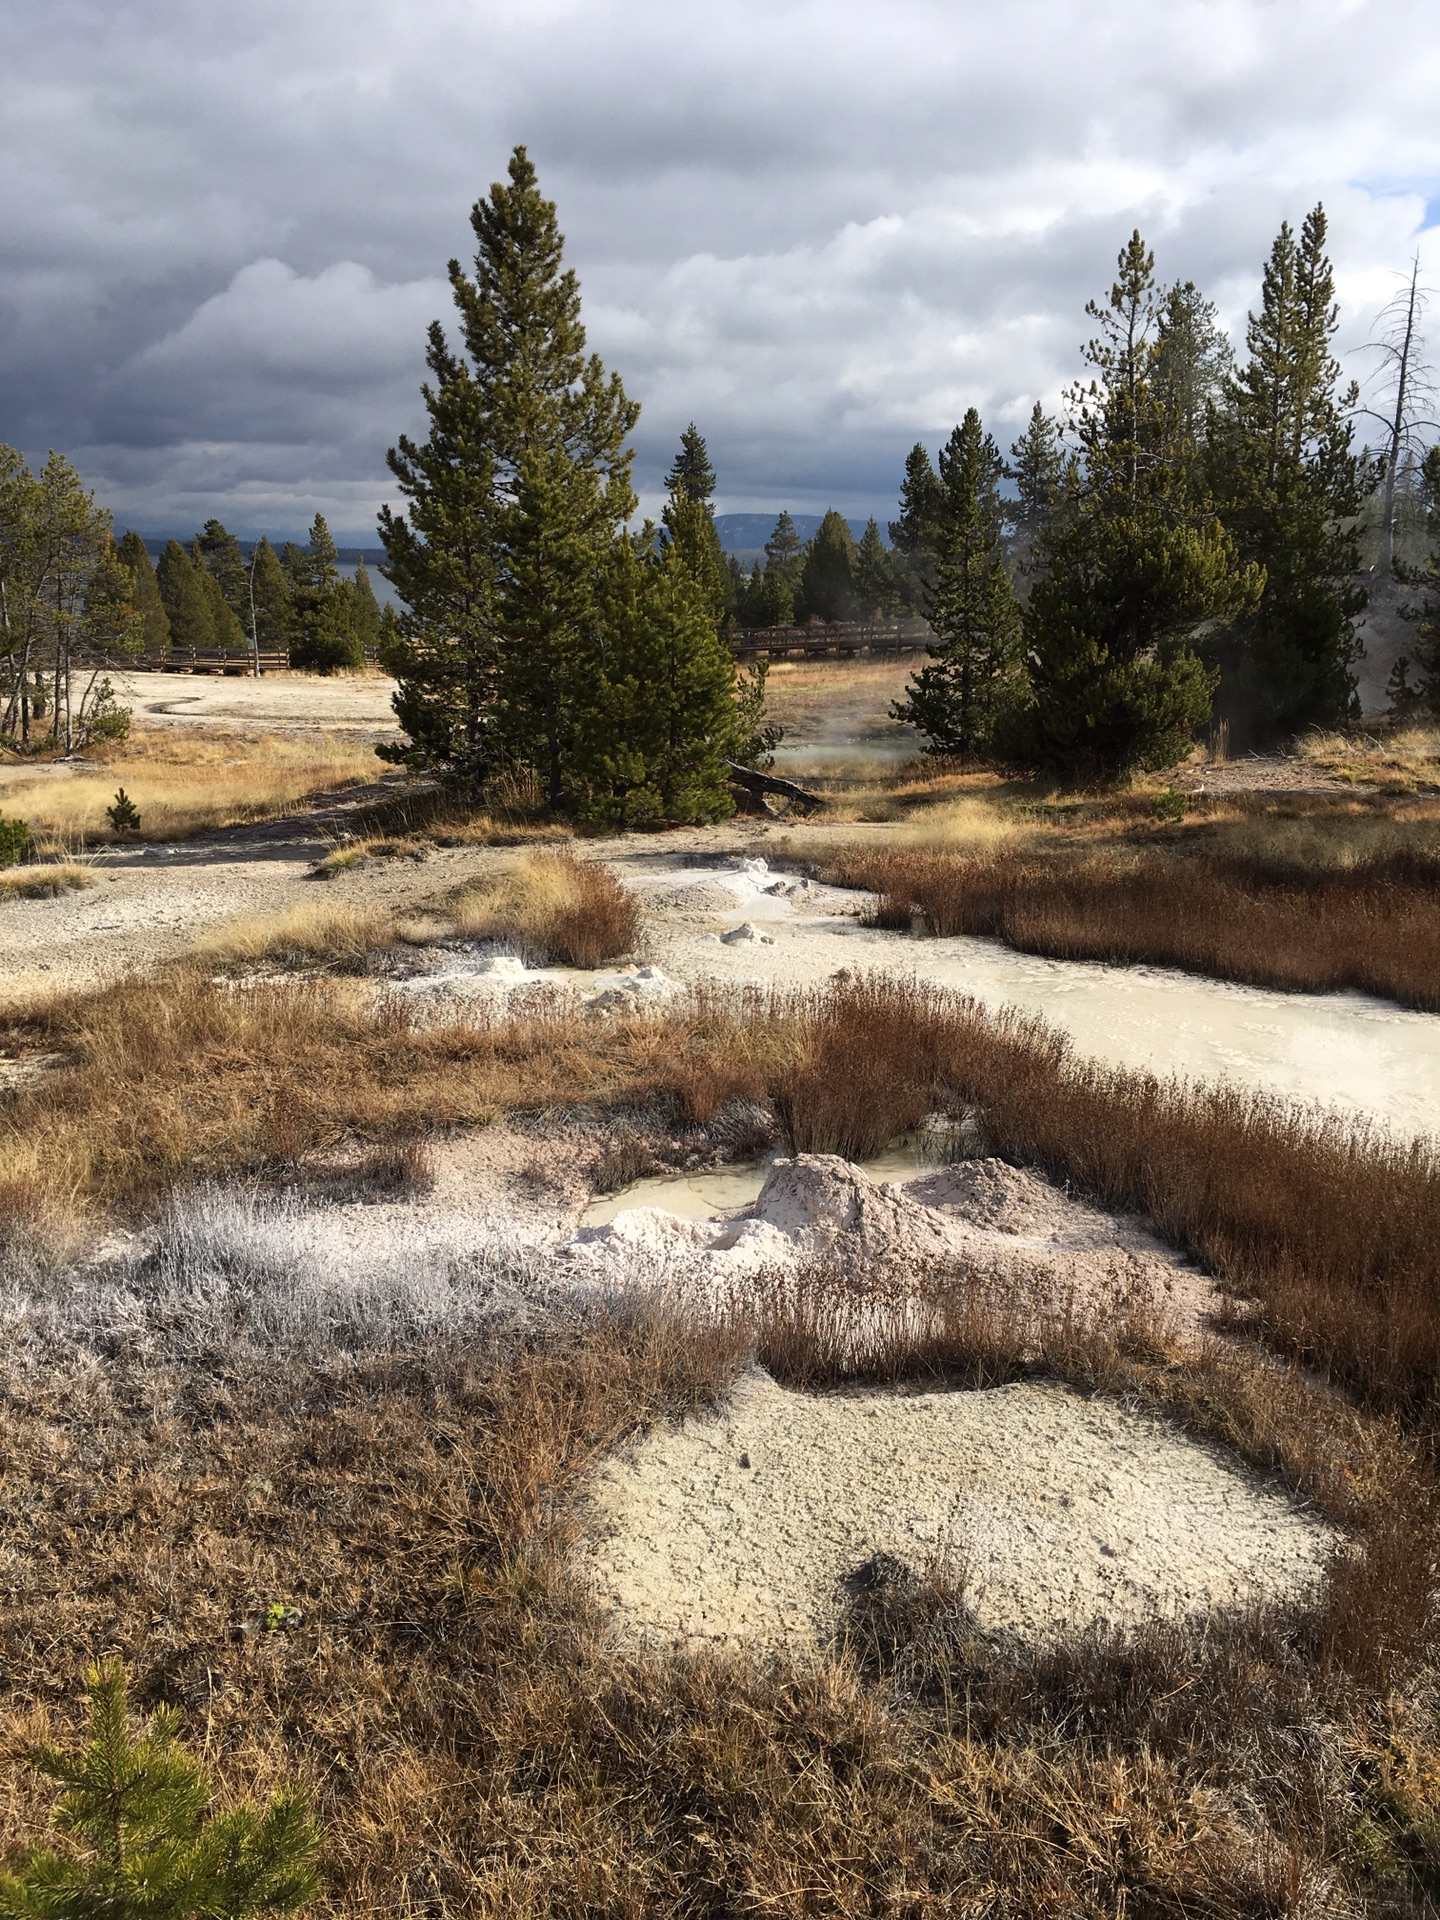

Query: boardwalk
[731,620,933,660]
[92,620,935,675]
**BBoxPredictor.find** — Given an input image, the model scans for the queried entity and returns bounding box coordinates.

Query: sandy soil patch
[579,1370,1335,1651]
[102,669,402,738]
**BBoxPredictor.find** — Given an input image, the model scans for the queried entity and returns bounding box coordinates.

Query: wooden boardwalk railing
[731,621,932,659]
[92,623,931,675]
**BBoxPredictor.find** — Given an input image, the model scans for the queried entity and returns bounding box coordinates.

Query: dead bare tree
[1354,255,1440,577]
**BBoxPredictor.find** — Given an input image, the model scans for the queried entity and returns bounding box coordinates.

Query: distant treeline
[118,518,392,671]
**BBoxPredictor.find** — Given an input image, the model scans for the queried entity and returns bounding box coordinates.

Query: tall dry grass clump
[824,836,1440,1011]
[449,848,640,966]
[6,968,1440,1429]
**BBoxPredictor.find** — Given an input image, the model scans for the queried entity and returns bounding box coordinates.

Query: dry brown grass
[0,863,94,901]
[448,848,640,967]
[4,962,1440,1907]
[0,1279,1434,1916]
[1296,724,1440,793]
[0,730,382,848]
[819,831,1440,1011]
[4,971,1439,1433]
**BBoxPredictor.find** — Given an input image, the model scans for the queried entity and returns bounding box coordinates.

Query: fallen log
[725,761,825,815]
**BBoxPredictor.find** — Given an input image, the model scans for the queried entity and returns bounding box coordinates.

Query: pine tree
[351,559,383,655]
[575,538,750,823]
[0,1663,318,1920]
[1017,232,1261,780]
[661,425,730,629]
[889,444,944,612]
[664,423,717,505]
[115,532,171,652]
[246,538,295,653]
[81,541,144,664]
[378,318,500,775]
[797,510,858,622]
[1209,206,1372,737]
[192,520,249,623]
[449,145,638,806]
[891,409,1023,756]
[155,540,216,651]
[1007,404,1064,551]
[287,515,361,673]
[190,539,247,653]
[755,512,803,625]
[1154,281,1232,457]
[1400,442,1440,715]
[853,518,899,617]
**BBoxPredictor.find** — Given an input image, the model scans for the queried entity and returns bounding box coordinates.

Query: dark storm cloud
[1,0,1437,535]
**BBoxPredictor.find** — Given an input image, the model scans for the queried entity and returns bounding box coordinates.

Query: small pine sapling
[0,817,34,868]
[106,789,142,834]
[0,1663,320,1920]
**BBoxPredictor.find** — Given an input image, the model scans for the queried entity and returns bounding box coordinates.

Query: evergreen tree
[287,515,361,672]
[0,1663,318,1920]
[1154,281,1232,458]
[1209,206,1372,737]
[81,541,144,664]
[115,532,171,652]
[892,409,1023,755]
[661,425,730,628]
[1007,404,1064,548]
[889,443,944,611]
[664,422,717,504]
[450,145,638,805]
[754,511,803,625]
[575,538,749,823]
[155,540,216,651]
[1400,442,1440,714]
[853,518,899,616]
[351,559,384,654]
[797,509,858,622]
[379,306,501,773]
[1017,232,1261,780]
[192,519,249,622]
[190,538,247,653]
[246,537,296,653]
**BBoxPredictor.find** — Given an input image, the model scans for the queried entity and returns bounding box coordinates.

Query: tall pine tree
[379,316,499,774]
[754,512,803,625]
[1208,206,1371,737]
[450,146,638,805]
[797,510,858,622]
[1018,232,1260,779]
[889,444,945,612]
[155,541,215,651]
[246,537,296,653]
[116,532,171,652]
[661,424,730,628]
[853,518,899,616]
[287,515,361,672]
[892,409,1023,756]
[1007,404,1064,563]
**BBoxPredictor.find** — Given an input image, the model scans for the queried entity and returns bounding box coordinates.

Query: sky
[2,0,1439,542]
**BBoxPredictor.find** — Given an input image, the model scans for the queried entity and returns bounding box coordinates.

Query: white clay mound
[564,1153,1215,1330]
[579,1371,1337,1651]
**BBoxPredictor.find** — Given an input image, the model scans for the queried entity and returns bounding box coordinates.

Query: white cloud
[0,0,1437,534]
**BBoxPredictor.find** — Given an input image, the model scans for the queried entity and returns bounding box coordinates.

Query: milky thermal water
[626,862,1440,1144]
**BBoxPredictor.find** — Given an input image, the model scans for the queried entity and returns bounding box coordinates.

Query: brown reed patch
[819,839,1440,1011]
